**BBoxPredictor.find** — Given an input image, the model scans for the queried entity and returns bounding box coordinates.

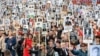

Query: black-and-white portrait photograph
[20,18,28,25]
[83,26,93,43]
[23,28,28,34]
[35,22,43,29]
[84,27,92,39]
[43,23,47,28]
[22,19,26,24]
[83,26,94,39]
[43,23,47,31]
[38,18,42,22]
[23,25,28,29]
[36,27,41,32]
[12,15,19,21]
[64,25,72,32]
[89,45,100,56]
[46,13,50,21]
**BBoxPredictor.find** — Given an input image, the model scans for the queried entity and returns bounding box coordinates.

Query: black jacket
[54,47,69,56]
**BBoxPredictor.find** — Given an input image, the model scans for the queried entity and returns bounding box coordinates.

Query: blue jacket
[5,37,16,50]
[71,49,88,56]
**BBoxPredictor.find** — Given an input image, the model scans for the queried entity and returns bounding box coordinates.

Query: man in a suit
[60,42,69,56]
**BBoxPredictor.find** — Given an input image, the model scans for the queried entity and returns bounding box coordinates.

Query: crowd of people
[0,0,100,56]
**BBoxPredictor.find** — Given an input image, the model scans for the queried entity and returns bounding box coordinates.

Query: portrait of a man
[90,45,100,56]
[22,19,26,25]
[84,28,91,39]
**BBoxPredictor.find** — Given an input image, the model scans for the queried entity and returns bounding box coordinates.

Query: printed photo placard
[83,27,94,43]
[89,45,100,56]
[46,12,51,22]
[20,18,28,26]
[43,23,47,31]
[63,16,72,32]
[35,22,43,29]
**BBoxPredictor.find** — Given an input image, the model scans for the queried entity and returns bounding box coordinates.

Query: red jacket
[23,38,32,56]
[23,47,30,56]
[78,29,83,37]
[94,30,100,36]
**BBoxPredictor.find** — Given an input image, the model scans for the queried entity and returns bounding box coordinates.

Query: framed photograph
[23,25,28,33]
[23,25,28,29]
[89,45,100,56]
[63,16,72,32]
[38,18,43,22]
[12,15,19,21]
[47,22,51,30]
[27,12,35,18]
[35,22,43,29]
[41,22,48,32]
[22,19,27,25]
[83,27,93,43]
[20,18,28,25]
[41,5,46,11]
[46,13,51,22]
[35,27,42,32]
[43,23,47,31]
[63,25,72,32]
